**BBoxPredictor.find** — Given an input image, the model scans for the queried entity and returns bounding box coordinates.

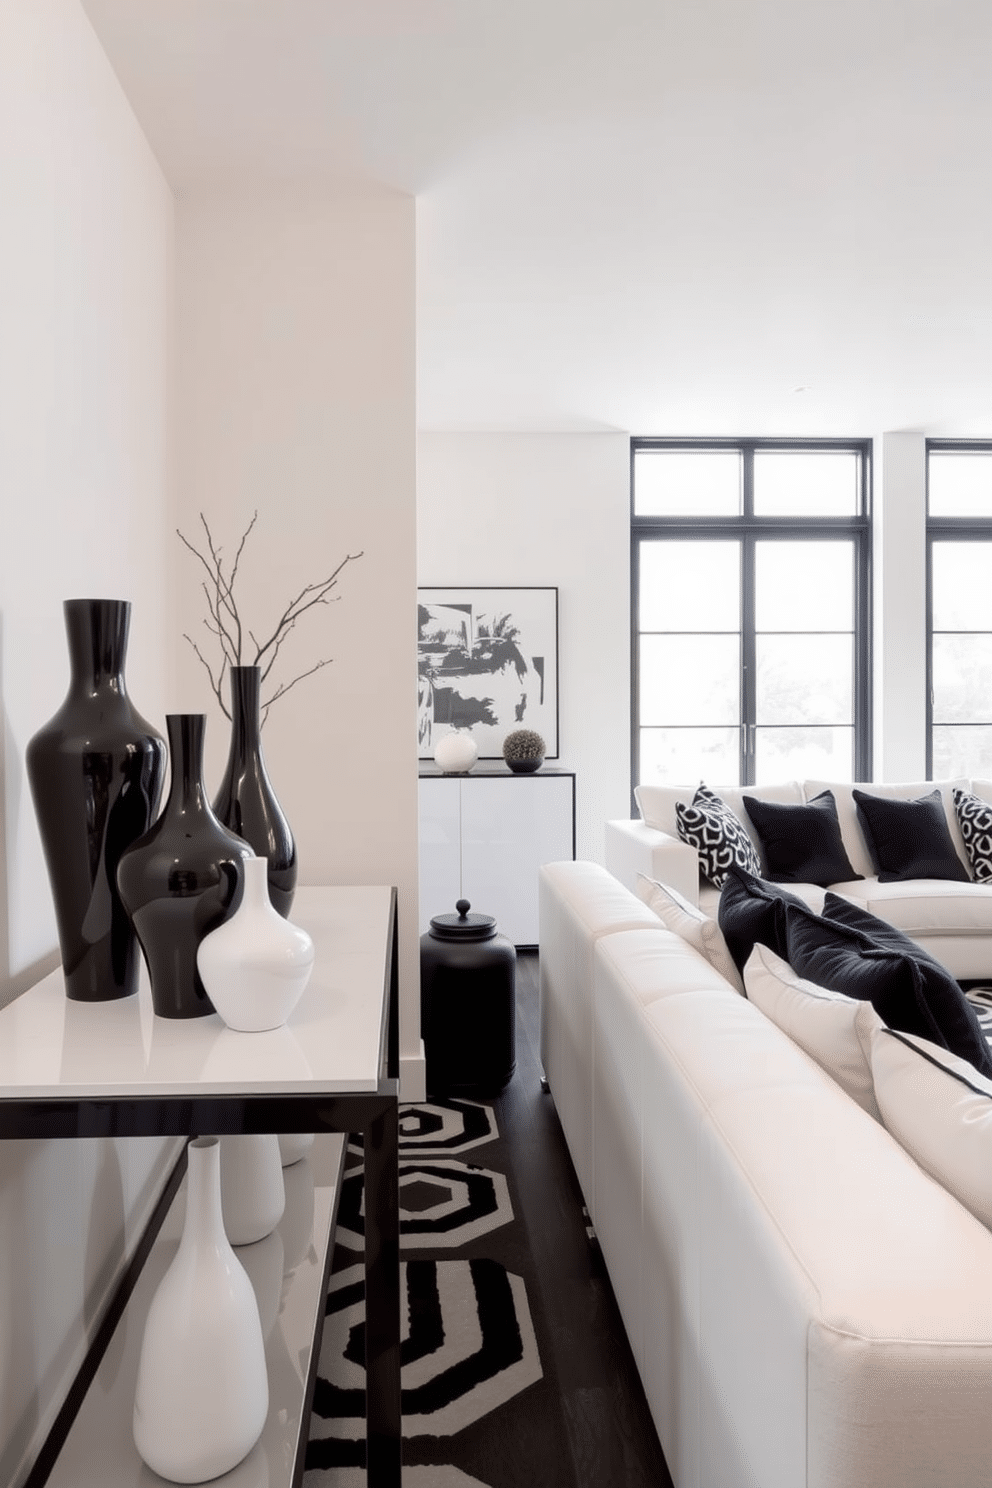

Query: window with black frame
[928,443,992,778]
[631,439,872,792]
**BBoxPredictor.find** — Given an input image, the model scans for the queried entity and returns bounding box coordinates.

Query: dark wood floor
[491,951,675,1488]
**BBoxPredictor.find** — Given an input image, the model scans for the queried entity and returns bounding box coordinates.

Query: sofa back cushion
[742,789,862,887]
[637,873,745,993]
[744,943,883,1119]
[635,780,804,848]
[804,778,971,880]
[784,900,992,1078]
[870,1026,992,1230]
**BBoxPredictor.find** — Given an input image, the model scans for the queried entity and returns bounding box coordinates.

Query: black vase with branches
[177,511,362,913]
[213,665,296,915]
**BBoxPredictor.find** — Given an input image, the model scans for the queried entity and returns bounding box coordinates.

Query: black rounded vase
[117,714,252,1018]
[213,666,297,916]
[26,598,167,1002]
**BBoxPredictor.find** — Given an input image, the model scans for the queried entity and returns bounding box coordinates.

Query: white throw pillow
[636,873,745,994]
[743,943,883,1119]
[869,1026,992,1230]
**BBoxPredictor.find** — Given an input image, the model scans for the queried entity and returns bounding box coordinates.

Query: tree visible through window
[632,439,872,791]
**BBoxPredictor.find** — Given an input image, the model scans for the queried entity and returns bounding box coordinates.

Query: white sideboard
[419,767,576,946]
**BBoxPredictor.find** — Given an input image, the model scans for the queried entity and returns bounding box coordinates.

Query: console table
[0,886,401,1488]
[419,765,576,945]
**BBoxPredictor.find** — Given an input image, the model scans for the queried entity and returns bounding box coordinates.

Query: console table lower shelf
[43,1133,347,1488]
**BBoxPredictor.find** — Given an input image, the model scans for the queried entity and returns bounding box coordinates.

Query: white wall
[417,432,632,862]
[874,431,928,781]
[0,1,179,1481]
[173,193,421,1074]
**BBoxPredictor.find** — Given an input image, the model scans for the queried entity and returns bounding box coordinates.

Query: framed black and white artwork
[417,587,559,759]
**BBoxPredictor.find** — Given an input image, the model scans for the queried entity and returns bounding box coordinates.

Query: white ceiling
[82,0,992,436]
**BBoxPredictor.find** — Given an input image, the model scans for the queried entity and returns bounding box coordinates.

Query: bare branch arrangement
[178,511,364,725]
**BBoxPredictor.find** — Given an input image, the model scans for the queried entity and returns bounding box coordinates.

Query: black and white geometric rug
[304,1098,572,1488]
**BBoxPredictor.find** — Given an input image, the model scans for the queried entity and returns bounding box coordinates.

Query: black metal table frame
[0,892,402,1488]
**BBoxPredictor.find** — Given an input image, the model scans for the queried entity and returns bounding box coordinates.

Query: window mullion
[741,532,757,785]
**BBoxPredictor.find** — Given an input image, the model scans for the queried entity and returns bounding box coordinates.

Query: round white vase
[277,1131,314,1166]
[434,730,478,774]
[133,1136,269,1484]
[219,1134,286,1246]
[197,856,315,1031]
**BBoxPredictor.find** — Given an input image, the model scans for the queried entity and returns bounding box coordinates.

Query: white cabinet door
[419,773,575,945]
[418,777,462,931]
[461,775,574,945]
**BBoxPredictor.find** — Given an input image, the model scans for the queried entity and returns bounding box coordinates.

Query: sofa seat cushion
[784,901,992,1077]
[822,890,950,966]
[832,876,992,938]
[640,988,992,1341]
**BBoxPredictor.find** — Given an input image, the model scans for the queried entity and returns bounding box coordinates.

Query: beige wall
[0,2,179,1481]
[173,192,421,1076]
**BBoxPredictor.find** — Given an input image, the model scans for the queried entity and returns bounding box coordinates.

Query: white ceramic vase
[219,1134,286,1246]
[277,1131,314,1166]
[133,1136,269,1484]
[197,856,315,1031]
[434,729,478,774]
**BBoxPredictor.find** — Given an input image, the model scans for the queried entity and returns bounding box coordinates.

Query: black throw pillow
[821,891,946,969]
[742,790,862,887]
[852,788,969,883]
[784,900,992,1077]
[717,867,807,978]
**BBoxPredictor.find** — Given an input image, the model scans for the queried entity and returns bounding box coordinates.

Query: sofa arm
[605,820,701,904]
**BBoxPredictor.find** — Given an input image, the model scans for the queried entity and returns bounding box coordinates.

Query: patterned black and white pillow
[675,784,760,888]
[953,788,992,881]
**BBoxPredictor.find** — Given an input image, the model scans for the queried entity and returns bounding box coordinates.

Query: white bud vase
[133,1136,268,1483]
[197,856,315,1031]
[219,1134,286,1246]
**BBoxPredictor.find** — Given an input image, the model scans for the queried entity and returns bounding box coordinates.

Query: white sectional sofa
[539,858,992,1488]
[606,778,992,979]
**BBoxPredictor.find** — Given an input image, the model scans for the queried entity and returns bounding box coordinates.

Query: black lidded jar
[420,899,516,1098]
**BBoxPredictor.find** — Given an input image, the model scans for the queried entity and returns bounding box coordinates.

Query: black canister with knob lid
[420,899,517,1097]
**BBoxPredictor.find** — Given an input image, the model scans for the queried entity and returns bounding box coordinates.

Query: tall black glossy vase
[26,599,167,1001]
[117,714,253,1019]
[213,666,297,917]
